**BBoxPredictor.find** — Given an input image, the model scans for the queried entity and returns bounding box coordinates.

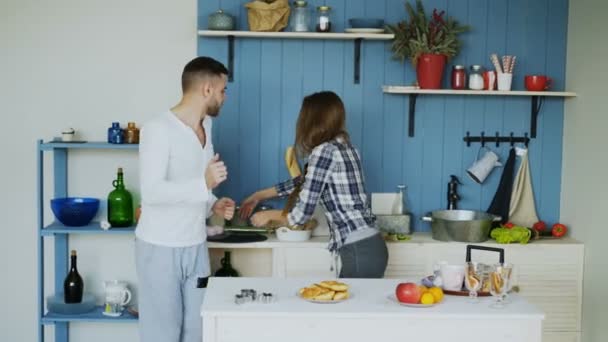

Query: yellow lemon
[429,287,444,303]
[420,292,435,305]
[418,285,428,293]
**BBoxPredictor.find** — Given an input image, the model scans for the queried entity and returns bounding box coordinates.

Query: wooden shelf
[41,222,135,236]
[382,86,577,138]
[382,86,577,97]
[42,306,137,324]
[198,30,393,84]
[198,30,394,40]
[40,141,138,151]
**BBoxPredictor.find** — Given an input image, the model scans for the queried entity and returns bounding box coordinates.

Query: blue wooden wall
[198,0,569,230]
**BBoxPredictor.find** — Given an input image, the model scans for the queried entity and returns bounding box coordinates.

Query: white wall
[0,0,196,341]
[562,0,608,341]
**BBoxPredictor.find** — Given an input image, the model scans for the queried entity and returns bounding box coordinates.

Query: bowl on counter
[50,197,100,226]
[422,210,501,242]
[275,227,313,242]
[348,18,384,29]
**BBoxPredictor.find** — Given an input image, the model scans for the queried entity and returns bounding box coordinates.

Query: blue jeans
[339,233,388,278]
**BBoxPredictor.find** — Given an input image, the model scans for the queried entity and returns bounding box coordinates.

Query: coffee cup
[467,147,502,184]
[102,280,132,317]
[525,75,552,91]
[439,263,466,291]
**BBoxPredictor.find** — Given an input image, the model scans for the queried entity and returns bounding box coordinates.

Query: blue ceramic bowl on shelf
[348,18,385,29]
[50,197,100,227]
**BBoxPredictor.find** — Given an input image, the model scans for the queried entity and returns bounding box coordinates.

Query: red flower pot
[416,53,447,89]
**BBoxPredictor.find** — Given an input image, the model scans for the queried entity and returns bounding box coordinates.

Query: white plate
[297,291,351,304]
[345,28,385,34]
[387,294,437,308]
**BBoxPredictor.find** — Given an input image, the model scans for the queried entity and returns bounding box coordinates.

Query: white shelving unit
[198,30,394,84]
[382,86,578,137]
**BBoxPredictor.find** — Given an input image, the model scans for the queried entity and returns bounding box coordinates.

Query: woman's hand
[250,210,285,228]
[212,197,235,220]
[239,192,260,219]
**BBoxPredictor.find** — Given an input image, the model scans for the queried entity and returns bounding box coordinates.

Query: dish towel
[509,148,539,227]
[487,148,516,224]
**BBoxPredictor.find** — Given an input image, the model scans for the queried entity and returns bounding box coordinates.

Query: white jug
[435,262,466,291]
[467,147,502,184]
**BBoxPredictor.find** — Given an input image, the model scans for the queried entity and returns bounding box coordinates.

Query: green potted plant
[387,0,470,89]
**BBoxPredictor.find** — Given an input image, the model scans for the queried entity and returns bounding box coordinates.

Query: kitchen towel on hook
[509,147,539,227]
[487,148,517,224]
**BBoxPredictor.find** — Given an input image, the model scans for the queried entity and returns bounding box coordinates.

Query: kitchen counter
[208,231,582,249]
[201,277,544,342]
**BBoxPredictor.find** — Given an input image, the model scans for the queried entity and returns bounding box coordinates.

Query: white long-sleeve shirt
[135,111,217,247]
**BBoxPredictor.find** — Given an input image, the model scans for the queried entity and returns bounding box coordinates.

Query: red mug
[525,75,552,91]
[483,71,497,90]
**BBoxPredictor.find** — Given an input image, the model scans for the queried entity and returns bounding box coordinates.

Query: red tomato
[503,222,515,229]
[552,223,567,238]
[395,282,421,304]
[532,221,547,232]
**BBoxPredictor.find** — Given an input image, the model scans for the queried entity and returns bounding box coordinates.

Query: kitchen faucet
[447,175,462,210]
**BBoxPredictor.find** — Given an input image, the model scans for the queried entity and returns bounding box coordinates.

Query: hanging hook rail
[464,131,530,148]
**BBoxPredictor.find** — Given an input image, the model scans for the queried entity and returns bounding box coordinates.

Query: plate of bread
[298,280,350,303]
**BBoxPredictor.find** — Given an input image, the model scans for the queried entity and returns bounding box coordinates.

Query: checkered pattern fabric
[275,139,376,251]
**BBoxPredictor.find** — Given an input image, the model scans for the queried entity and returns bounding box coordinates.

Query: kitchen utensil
[422,210,501,242]
[467,147,502,184]
[276,226,312,242]
[525,75,552,91]
[50,197,100,227]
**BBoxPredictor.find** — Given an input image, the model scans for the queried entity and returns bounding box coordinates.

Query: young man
[135,56,234,342]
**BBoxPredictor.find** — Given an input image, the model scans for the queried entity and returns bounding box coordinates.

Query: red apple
[395,282,421,304]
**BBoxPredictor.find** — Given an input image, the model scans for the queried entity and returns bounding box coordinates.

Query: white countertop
[201,277,545,320]
[208,232,582,249]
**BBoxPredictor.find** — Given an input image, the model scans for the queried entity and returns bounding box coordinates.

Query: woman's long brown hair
[283,91,350,218]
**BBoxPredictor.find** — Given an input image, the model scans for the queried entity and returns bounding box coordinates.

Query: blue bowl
[348,18,385,29]
[50,197,100,227]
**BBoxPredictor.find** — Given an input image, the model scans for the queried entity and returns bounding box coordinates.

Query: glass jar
[291,1,310,32]
[315,5,332,32]
[469,65,484,90]
[107,122,124,144]
[124,122,139,144]
[451,65,466,90]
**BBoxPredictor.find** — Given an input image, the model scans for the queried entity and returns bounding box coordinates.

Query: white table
[201,277,545,342]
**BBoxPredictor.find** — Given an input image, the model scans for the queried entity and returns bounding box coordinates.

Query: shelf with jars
[381,86,577,138]
[197,30,394,84]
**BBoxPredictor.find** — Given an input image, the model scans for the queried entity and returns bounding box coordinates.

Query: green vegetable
[490,226,531,244]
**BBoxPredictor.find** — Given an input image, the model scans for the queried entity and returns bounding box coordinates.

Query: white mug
[467,147,502,184]
[497,73,513,91]
[439,264,466,291]
[103,280,132,316]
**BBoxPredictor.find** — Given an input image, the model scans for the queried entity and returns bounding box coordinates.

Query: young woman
[241,91,388,278]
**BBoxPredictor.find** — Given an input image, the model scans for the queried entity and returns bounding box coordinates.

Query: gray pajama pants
[135,238,210,342]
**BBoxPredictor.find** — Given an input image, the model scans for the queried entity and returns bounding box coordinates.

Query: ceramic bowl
[275,227,312,242]
[348,18,384,29]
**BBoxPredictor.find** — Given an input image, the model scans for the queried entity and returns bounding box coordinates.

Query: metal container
[422,210,500,242]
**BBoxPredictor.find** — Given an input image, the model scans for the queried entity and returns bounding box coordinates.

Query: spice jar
[315,6,332,32]
[451,65,466,90]
[469,65,484,90]
[107,122,124,144]
[124,122,139,144]
[291,1,310,32]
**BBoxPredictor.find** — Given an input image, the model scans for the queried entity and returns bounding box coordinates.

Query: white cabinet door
[384,243,430,279]
[280,247,337,279]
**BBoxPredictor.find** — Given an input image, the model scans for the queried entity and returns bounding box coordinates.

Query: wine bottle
[64,250,84,303]
[107,167,134,227]
[214,251,239,277]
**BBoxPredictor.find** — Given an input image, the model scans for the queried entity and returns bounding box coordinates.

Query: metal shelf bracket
[408,94,418,137]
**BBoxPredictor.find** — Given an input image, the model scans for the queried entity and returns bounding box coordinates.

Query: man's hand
[239,192,260,219]
[213,197,235,220]
[250,210,284,228]
[205,154,227,189]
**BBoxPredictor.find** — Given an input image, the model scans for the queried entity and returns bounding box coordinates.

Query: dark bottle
[107,167,134,227]
[214,251,239,277]
[64,250,84,303]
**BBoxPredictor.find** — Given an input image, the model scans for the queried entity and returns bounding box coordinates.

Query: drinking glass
[464,262,482,303]
[489,263,512,308]
[498,263,514,304]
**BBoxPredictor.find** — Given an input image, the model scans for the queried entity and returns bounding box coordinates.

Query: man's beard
[207,100,221,117]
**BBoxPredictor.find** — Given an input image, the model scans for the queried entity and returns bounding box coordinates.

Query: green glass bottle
[107,167,134,227]
[214,251,239,277]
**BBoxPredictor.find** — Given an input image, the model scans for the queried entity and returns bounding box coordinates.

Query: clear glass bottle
[291,1,310,32]
[469,65,484,90]
[315,6,332,32]
[107,167,134,227]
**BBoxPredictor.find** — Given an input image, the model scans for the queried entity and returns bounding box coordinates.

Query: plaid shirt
[275,138,376,252]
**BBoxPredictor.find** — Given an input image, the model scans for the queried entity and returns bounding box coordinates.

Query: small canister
[62,127,75,142]
[291,1,310,32]
[469,65,484,90]
[107,122,124,144]
[451,65,466,90]
[208,9,236,30]
[315,6,332,32]
[124,122,139,144]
